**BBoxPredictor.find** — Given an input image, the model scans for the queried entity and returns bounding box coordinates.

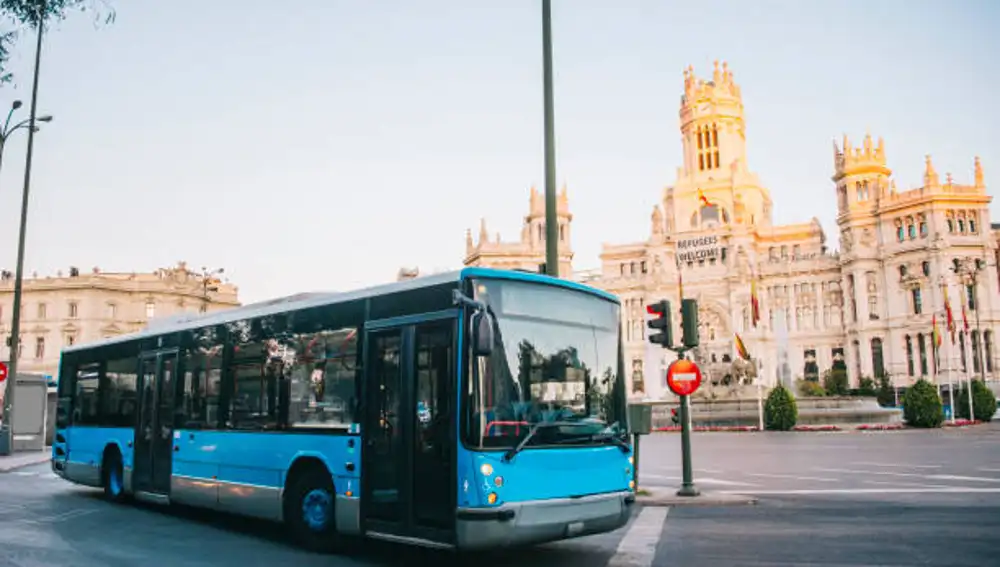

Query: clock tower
[664,60,773,233]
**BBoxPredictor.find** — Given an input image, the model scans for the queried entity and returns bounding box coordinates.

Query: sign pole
[677,393,699,496]
[632,431,640,491]
[666,354,702,497]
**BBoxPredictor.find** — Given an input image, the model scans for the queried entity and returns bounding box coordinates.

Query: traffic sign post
[667,358,702,497]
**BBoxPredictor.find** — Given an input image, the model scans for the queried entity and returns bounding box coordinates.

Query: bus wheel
[102,450,126,503]
[285,468,339,552]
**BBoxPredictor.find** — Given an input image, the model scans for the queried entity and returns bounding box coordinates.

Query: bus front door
[362,316,456,544]
[133,350,178,497]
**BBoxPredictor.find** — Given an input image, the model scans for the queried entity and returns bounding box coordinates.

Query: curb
[636,489,758,508]
[0,452,51,473]
[650,420,987,433]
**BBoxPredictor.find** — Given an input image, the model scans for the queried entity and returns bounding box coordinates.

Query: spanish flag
[932,314,942,349]
[697,188,712,207]
[734,333,751,361]
[750,277,760,328]
[944,285,956,343]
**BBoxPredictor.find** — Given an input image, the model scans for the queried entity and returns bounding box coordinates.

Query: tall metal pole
[541,0,559,278]
[971,271,982,419]
[2,6,45,455]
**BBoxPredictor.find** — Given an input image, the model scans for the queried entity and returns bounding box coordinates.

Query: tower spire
[975,156,984,187]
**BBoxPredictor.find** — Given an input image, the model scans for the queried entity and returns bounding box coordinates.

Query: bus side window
[75,363,101,426]
[102,357,138,428]
[181,349,222,429]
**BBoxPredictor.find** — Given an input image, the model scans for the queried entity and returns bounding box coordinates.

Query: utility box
[8,373,49,452]
[627,403,652,435]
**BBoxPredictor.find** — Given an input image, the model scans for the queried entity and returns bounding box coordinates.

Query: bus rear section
[452,273,634,549]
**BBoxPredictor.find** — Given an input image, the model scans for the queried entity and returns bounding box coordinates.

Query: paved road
[1,423,997,567]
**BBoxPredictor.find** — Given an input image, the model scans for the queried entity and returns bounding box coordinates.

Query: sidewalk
[0,449,51,472]
[636,486,758,507]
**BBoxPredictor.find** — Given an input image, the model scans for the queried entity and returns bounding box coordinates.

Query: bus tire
[101,449,127,503]
[284,466,340,553]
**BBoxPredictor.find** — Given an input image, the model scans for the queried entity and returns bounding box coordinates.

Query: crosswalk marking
[607,506,668,567]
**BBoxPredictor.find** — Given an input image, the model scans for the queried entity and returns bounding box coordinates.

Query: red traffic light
[647,302,667,315]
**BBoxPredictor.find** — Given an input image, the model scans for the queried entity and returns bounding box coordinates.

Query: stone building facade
[463,61,998,400]
[464,185,575,278]
[0,262,241,379]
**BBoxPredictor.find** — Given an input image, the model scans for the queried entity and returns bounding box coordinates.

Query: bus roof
[62,267,618,353]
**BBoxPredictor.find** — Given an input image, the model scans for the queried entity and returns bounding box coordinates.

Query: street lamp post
[1,9,49,456]
[541,0,558,278]
[953,257,987,420]
[0,100,52,189]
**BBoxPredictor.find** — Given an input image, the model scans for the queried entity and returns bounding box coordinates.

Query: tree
[0,0,115,86]
[875,373,896,407]
[764,384,798,431]
[901,378,944,428]
[955,379,997,422]
[822,367,849,396]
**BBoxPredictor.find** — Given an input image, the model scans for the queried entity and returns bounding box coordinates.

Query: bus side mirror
[472,311,494,357]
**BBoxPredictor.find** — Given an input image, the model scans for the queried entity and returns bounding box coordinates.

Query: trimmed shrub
[876,374,896,407]
[796,379,826,397]
[902,378,944,428]
[823,368,850,396]
[855,376,877,397]
[764,384,798,431]
[955,379,997,422]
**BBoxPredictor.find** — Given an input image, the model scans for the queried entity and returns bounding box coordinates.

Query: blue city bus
[51,267,634,551]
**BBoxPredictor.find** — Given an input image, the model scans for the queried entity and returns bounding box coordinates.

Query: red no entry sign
[0,361,7,384]
[666,358,702,397]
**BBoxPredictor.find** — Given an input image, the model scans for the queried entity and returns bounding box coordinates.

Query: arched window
[985,330,994,373]
[917,333,928,376]
[905,335,914,376]
[871,338,885,377]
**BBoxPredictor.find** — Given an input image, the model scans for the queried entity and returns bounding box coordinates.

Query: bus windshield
[464,277,626,450]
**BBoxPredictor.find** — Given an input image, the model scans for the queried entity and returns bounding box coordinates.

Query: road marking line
[696,477,757,487]
[641,473,679,481]
[607,506,668,567]
[852,462,942,469]
[817,467,1000,483]
[977,467,1000,473]
[929,474,1000,483]
[862,479,951,489]
[745,472,838,483]
[719,488,1000,495]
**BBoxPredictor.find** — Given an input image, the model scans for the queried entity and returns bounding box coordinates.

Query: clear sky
[0,0,996,304]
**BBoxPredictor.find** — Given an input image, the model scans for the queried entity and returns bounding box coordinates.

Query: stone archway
[688,299,734,384]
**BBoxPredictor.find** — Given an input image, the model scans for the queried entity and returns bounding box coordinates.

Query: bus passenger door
[362,316,455,542]
[133,350,178,497]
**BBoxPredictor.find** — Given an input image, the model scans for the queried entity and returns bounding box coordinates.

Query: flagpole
[942,280,956,422]
[966,328,975,420]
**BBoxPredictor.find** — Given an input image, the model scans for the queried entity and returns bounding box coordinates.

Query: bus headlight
[487,492,498,505]
[480,463,494,476]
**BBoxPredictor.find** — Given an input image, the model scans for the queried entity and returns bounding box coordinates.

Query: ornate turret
[923,154,939,187]
[651,205,664,237]
[679,60,746,178]
[975,156,984,188]
[832,133,892,215]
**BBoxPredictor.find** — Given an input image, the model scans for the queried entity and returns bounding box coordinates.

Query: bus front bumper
[455,490,634,550]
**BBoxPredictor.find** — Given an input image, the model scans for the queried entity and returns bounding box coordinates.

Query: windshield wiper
[592,432,631,452]
[502,420,586,463]
[548,431,631,453]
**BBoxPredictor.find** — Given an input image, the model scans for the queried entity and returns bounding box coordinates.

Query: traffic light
[681,298,699,348]
[646,300,673,348]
